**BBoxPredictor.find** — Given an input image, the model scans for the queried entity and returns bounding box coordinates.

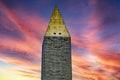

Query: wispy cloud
[0,0,120,80]
[0,1,47,80]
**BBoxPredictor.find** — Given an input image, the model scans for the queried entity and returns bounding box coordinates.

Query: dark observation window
[53,32,56,35]
[59,33,62,35]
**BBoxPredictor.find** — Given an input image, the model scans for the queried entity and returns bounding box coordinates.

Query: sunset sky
[0,0,120,80]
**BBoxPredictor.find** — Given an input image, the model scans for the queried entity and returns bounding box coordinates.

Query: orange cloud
[0,2,46,80]
[0,1,48,59]
[71,6,120,79]
[0,1,120,80]
[0,2,47,39]
[94,52,120,68]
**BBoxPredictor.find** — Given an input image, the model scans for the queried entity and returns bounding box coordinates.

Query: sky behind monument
[0,0,120,80]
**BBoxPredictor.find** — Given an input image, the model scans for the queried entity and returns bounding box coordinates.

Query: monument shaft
[41,6,72,80]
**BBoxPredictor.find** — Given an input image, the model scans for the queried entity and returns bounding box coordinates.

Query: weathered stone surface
[41,6,72,80]
[41,36,72,80]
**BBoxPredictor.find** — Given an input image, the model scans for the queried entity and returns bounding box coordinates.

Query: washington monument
[41,6,72,80]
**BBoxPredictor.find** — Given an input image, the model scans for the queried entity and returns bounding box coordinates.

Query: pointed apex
[54,5,59,11]
[45,6,70,37]
[55,5,58,8]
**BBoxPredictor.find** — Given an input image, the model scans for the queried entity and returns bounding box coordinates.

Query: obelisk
[41,6,72,80]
